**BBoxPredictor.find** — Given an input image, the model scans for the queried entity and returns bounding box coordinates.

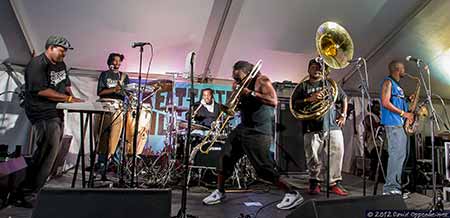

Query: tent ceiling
[4,0,450,98]
[343,0,450,99]
[12,0,213,73]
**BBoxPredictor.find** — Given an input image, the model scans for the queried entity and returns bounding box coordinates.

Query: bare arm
[336,96,348,127]
[381,80,413,121]
[254,76,277,107]
[98,87,118,96]
[340,96,348,116]
[65,86,74,96]
[381,80,403,114]
[38,88,70,102]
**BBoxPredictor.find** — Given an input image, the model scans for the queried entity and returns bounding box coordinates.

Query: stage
[1,172,446,218]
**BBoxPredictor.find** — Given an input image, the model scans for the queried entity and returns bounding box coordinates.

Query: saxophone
[404,74,422,135]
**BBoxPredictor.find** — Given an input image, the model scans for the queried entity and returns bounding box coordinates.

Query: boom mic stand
[130,44,146,187]
[355,58,370,196]
[174,52,197,218]
[414,61,443,210]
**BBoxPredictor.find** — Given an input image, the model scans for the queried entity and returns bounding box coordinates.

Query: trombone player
[291,58,349,196]
[202,60,304,210]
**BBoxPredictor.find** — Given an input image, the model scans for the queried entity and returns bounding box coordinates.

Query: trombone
[191,60,263,156]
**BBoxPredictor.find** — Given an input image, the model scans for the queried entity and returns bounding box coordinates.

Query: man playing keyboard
[16,36,83,206]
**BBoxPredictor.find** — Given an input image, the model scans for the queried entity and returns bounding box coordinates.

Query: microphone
[406,56,423,63]
[131,42,151,48]
[314,57,323,63]
[184,51,196,79]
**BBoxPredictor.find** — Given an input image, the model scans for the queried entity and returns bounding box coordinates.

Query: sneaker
[383,190,409,199]
[309,183,321,195]
[202,189,225,205]
[330,181,349,196]
[276,191,304,210]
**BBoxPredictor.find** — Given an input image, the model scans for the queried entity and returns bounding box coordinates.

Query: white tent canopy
[4,0,450,98]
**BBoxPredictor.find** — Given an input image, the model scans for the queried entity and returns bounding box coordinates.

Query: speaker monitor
[276,97,306,173]
[32,188,171,218]
[287,195,406,218]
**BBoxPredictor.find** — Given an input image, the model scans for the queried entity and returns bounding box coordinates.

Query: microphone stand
[415,61,443,210]
[118,92,130,188]
[130,45,145,187]
[174,53,197,218]
[317,58,331,198]
[355,58,370,196]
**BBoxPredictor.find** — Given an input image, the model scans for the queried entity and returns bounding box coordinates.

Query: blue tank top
[380,76,408,126]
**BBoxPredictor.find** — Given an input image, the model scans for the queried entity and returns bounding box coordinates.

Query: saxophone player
[291,58,349,196]
[380,60,414,197]
[202,61,304,210]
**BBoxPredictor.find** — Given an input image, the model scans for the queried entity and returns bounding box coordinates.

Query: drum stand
[118,94,131,187]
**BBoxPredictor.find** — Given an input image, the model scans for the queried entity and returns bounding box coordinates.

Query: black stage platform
[1,172,448,218]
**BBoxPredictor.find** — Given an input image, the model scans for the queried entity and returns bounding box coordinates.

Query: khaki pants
[94,110,124,158]
[304,129,344,185]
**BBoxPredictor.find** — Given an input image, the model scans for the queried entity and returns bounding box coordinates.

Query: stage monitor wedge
[32,188,171,218]
[287,195,406,218]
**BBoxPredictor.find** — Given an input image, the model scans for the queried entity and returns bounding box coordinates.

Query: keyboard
[56,102,116,113]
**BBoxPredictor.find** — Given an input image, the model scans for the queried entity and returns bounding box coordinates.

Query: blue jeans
[383,126,409,193]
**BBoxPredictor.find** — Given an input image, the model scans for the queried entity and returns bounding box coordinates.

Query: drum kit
[95,76,253,188]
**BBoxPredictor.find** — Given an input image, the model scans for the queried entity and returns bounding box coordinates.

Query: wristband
[400,110,404,117]
[67,96,73,103]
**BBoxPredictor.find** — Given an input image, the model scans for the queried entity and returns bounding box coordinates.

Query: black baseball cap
[45,35,73,50]
[308,58,322,69]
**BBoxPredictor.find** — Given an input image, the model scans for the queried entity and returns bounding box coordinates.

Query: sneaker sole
[277,197,304,210]
[203,197,225,205]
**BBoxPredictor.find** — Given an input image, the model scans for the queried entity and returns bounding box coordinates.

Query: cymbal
[125,83,159,93]
[160,105,189,112]
[178,121,210,131]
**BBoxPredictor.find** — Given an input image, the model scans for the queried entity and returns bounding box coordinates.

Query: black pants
[26,117,63,191]
[218,127,279,183]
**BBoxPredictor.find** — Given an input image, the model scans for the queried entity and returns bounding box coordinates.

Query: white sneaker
[202,189,225,205]
[276,191,304,210]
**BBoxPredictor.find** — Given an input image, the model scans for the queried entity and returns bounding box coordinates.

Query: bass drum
[125,104,152,155]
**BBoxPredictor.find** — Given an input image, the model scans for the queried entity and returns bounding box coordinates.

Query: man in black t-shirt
[192,88,220,128]
[203,61,304,210]
[22,35,83,195]
[95,53,129,166]
[291,58,349,196]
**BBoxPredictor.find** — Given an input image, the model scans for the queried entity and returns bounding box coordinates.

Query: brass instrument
[191,103,203,120]
[404,73,428,134]
[290,21,354,120]
[192,60,263,155]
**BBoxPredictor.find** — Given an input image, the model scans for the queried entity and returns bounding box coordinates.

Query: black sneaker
[309,179,321,195]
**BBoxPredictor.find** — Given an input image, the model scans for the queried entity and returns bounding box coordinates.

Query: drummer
[192,88,221,128]
[95,53,129,173]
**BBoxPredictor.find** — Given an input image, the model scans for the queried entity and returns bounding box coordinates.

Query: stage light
[432,48,450,85]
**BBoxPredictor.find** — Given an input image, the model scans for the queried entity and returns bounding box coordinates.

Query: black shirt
[193,102,220,128]
[238,74,275,136]
[291,79,347,133]
[24,53,71,124]
[97,70,130,100]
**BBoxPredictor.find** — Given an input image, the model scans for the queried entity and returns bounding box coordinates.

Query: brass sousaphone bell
[290,21,354,120]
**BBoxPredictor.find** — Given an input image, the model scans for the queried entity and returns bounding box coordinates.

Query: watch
[251,91,256,97]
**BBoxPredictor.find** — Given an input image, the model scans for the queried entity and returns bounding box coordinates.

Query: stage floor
[1,172,448,218]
